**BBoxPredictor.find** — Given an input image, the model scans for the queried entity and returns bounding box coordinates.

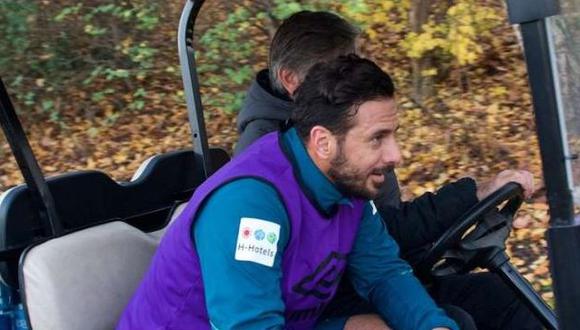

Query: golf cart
[0,0,577,329]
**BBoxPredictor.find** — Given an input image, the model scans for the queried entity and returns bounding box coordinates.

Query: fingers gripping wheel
[417,182,524,278]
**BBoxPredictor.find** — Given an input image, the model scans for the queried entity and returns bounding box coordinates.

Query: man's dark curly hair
[292,54,395,141]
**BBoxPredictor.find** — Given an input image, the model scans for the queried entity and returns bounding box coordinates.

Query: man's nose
[382,140,402,166]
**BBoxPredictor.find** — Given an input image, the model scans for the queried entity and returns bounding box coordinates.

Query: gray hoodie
[235,70,294,155]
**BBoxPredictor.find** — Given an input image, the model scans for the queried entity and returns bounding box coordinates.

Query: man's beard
[327,144,394,200]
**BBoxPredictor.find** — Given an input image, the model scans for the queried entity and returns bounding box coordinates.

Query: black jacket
[235,70,478,265]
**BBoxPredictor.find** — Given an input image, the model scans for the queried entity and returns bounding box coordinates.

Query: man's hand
[344,314,390,329]
[476,169,534,201]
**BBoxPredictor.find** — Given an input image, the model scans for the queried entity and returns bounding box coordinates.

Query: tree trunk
[410,0,433,105]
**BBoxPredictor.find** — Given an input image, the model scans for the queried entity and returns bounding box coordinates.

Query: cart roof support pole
[507,1,580,329]
[178,0,211,179]
[0,78,63,236]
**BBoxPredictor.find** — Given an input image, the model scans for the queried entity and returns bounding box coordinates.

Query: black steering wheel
[415,182,558,329]
[416,182,523,278]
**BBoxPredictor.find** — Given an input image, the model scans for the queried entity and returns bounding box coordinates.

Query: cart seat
[19,195,190,329]
[3,147,228,329]
[0,148,230,288]
[19,221,158,330]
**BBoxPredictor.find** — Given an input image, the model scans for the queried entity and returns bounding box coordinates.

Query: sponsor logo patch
[235,217,280,267]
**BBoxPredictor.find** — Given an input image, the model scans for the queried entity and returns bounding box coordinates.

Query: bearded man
[118,55,458,330]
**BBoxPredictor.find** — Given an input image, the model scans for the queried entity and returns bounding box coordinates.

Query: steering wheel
[416,182,524,278]
[414,182,558,330]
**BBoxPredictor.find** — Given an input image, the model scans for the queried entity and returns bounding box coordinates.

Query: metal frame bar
[506,1,580,328]
[178,0,211,179]
[519,20,573,225]
[0,79,62,236]
[493,255,557,329]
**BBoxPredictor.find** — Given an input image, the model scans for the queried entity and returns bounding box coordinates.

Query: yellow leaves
[489,86,509,98]
[421,68,438,77]
[457,25,476,36]
[446,15,481,65]
[113,153,129,164]
[445,1,501,65]
[399,0,502,66]
[341,1,401,39]
[487,103,500,114]
[348,0,497,68]
[44,165,57,172]
[449,37,480,65]
[447,1,500,31]
[370,11,388,24]
[86,157,97,169]
[366,28,379,41]
[402,29,446,59]
[379,1,394,12]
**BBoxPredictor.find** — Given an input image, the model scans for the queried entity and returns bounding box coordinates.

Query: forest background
[0,0,553,302]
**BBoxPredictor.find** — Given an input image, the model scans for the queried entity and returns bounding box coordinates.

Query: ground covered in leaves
[0,1,553,303]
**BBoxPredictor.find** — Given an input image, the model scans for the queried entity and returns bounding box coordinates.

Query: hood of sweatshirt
[236,69,294,132]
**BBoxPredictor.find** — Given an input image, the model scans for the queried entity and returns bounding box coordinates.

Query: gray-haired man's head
[268,11,360,96]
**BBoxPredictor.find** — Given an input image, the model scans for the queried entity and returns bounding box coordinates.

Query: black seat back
[0,148,230,286]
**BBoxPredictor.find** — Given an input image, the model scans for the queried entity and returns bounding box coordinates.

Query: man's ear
[308,126,336,160]
[279,68,300,96]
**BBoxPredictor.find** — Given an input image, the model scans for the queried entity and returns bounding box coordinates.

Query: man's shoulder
[195,178,289,247]
[210,178,280,204]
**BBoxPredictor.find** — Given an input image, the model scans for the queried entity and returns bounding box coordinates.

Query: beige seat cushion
[20,221,158,330]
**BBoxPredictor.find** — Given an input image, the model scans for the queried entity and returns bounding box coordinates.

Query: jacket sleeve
[348,203,458,330]
[234,119,282,155]
[193,179,289,329]
[375,174,478,259]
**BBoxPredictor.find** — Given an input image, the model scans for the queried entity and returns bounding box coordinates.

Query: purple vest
[118,132,365,329]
